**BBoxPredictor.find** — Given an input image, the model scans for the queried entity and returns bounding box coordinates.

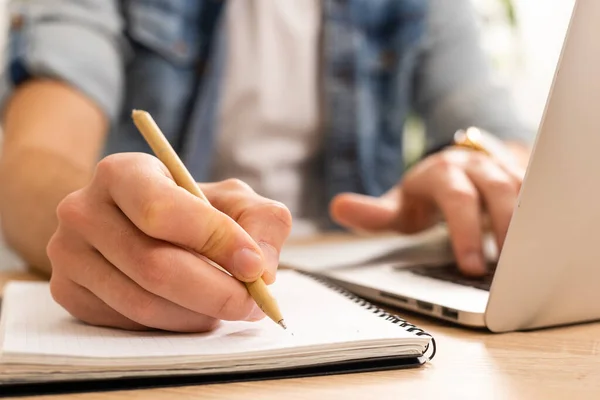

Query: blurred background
[0,0,578,271]
[404,0,576,162]
[475,0,574,127]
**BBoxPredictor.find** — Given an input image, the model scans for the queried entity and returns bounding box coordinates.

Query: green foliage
[499,0,517,26]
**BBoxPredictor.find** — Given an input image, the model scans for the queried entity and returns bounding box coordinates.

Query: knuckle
[265,202,293,230]
[431,153,457,173]
[55,191,87,226]
[221,178,254,193]
[447,186,479,205]
[46,233,64,267]
[46,229,75,274]
[47,229,94,281]
[486,177,518,195]
[49,277,97,328]
[95,153,164,190]
[49,279,99,328]
[248,201,293,233]
[95,154,127,182]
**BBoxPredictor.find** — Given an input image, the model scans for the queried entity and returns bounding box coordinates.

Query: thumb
[329,192,399,232]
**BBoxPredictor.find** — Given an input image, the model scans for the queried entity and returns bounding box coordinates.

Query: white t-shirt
[211,0,324,237]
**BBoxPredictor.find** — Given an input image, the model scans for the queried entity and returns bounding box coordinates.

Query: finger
[329,191,399,233]
[90,153,266,282]
[202,179,293,284]
[418,166,487,276]
[448,146,525,188]
[49,274,146,331]
[55,191,264,322]
[47,226,244,332]
[63,249,221,332]
[464,158,520,252]
[488,149,527,183]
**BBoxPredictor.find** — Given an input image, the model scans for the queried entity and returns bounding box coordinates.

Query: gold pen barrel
[245,280,285,328]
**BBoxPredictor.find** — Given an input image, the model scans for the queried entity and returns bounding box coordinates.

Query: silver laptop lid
[486,0,600,332]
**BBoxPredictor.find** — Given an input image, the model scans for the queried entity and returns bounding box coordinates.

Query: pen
[131,109,286,330]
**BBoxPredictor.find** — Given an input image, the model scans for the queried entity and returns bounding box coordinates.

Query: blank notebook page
[0,270,430,369]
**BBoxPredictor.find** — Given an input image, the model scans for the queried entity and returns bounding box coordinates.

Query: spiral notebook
[0,270,435,395]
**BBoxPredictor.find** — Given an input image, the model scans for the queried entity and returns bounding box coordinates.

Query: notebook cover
[0,353,427,397]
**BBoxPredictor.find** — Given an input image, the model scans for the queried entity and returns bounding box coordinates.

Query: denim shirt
[0,0,534,223]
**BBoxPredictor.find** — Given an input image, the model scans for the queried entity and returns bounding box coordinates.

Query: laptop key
[404,262,497,291]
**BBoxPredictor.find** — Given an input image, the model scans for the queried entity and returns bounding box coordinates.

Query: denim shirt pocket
[125,0,202,67]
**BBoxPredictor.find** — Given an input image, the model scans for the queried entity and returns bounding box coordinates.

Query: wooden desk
[2,241,600,399]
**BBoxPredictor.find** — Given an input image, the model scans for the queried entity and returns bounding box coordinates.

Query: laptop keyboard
[404,262,497,291]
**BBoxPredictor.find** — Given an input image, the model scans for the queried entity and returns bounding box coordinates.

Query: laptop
[280,0,600,333]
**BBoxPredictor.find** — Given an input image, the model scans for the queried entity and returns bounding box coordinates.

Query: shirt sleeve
[412,0,535,153]
[0,0,128,125]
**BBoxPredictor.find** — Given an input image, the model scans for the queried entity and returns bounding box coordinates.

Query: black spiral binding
[302,272,437,362]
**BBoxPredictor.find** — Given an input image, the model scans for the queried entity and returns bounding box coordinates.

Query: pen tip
[278,320,287,330]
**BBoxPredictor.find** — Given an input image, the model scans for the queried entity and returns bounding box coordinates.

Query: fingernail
[258,242,279,278]
[462,252,486,275]
[246,304,266,322]
[233,248,263,280]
